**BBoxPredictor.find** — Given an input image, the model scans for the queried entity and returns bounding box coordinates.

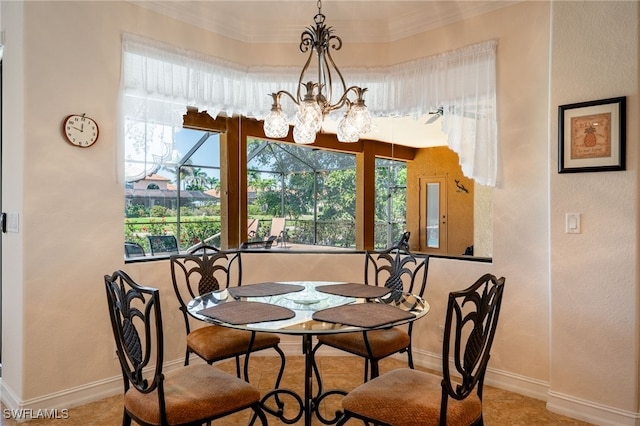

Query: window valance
[122,34,498,186]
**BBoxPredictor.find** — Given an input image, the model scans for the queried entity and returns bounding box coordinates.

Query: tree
[184,167,208,191]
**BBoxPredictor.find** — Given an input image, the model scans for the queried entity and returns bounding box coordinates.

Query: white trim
[411,347,550,400]
[547,391,640,426]
[5,351,636,426]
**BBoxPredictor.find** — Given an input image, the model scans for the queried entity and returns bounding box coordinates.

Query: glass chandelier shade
[263,0,370,144]
[264,94,290,138]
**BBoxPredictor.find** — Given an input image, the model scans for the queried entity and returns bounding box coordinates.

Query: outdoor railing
[125,217,406,257]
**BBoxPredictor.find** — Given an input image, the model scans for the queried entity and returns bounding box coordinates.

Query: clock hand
[72,126,82,131]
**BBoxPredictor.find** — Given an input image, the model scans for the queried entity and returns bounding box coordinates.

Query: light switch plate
[566,213,581,234]
[6,213,19,233]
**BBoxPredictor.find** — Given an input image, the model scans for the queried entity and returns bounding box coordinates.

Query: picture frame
[558,96,626,173]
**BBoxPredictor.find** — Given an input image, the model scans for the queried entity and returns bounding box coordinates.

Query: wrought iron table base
[251,334,347,426]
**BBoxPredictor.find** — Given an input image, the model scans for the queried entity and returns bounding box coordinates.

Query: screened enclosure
[125,126,407,254]
[247,138,407,249]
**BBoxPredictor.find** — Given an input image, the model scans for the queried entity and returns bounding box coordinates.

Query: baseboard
[411,347,640,426]
[0,358,186,412]
[547,391,640,426]
[411,347,549,400]
[3,347,638,426]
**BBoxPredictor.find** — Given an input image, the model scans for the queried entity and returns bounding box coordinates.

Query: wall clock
[62,113,99,148]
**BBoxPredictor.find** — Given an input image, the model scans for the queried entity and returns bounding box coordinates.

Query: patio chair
[124,241,145,258]
[247,218,259,239]
[269,217,286,247]
[104,270,267,426]
[336,273,505,426]
[169,249,286,385]
[147,235,179,256]
[240,217,284,249]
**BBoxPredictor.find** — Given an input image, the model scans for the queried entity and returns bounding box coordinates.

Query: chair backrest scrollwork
[104,270,163,396]
[364,245,429,298]
[440,273,505,423]
[170,250,242,334]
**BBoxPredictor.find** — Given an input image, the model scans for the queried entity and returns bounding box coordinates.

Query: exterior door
[419,176,448,254]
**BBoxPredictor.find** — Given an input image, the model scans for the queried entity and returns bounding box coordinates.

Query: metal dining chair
[312,243,430,382]
[170,247,286,385]
[104,270,268,426]
[336,274,506,426]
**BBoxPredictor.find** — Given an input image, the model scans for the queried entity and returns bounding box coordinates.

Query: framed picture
[558,96,626,173]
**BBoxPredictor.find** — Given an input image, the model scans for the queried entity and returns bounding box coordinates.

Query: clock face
[62,114,99,147]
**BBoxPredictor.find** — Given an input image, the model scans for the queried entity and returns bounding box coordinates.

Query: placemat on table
[198,301,295,325]
[315,283,391,299]
[312,303,415,328]
[228,282,304,298]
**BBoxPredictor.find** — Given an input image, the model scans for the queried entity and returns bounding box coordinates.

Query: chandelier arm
[324,36,347,95]
[297,46,316,102]
[276,90,300,106]
[329,86,365,112]
[319,53,333,112]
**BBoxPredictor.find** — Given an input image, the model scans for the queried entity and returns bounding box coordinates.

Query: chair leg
[122,410,132,426]
[364,359,370,382]
[407,343,414,369]
[235,355,242,379]
[184,348,190,366]
[251,402,269,425]
[370,359,380,379]
[335,411,350,426]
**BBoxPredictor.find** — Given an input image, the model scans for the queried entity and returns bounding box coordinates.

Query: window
[122,33,495,257]
[375,158,407,249]
[247,139,358,248]
[124,125,222,256]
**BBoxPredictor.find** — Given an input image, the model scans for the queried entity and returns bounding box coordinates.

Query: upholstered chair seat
[317,327,410,359]
[124,364,261,426]
[341,368,482,426]
[187,325,281,362]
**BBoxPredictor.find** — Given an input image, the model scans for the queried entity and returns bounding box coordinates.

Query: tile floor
[1,356,593,425]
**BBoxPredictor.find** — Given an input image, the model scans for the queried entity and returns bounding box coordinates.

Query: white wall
[0,1,638,425]
[548,1,639,420]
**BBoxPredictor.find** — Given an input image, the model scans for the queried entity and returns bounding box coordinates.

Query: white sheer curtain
[122,34,497,185]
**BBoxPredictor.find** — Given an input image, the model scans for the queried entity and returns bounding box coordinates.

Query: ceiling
[130,0,515,148]
[130,0,518,44]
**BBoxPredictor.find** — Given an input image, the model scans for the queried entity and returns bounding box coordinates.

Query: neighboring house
[126,174,218,210]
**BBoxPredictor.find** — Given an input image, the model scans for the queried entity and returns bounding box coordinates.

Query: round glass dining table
[187,281,430,426]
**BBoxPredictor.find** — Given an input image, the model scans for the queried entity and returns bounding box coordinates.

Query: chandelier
[263,0,372,144]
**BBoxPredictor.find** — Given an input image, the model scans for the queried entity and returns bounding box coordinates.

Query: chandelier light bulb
[264,108,289,138]
[349,103,373,135]
[337,111,359,143]
[295,100,322,130]
[293,123,317,144]
[264,93,290,138]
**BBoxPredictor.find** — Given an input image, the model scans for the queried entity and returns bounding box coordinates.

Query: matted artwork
[558,97,626,173]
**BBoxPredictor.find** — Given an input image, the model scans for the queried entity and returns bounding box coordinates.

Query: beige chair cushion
[125,364,260,425]
[187,324,280,362]
[317,328,410,359]
[342,368,482,426]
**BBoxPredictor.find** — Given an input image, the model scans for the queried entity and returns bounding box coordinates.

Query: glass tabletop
[187,281,430,335]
